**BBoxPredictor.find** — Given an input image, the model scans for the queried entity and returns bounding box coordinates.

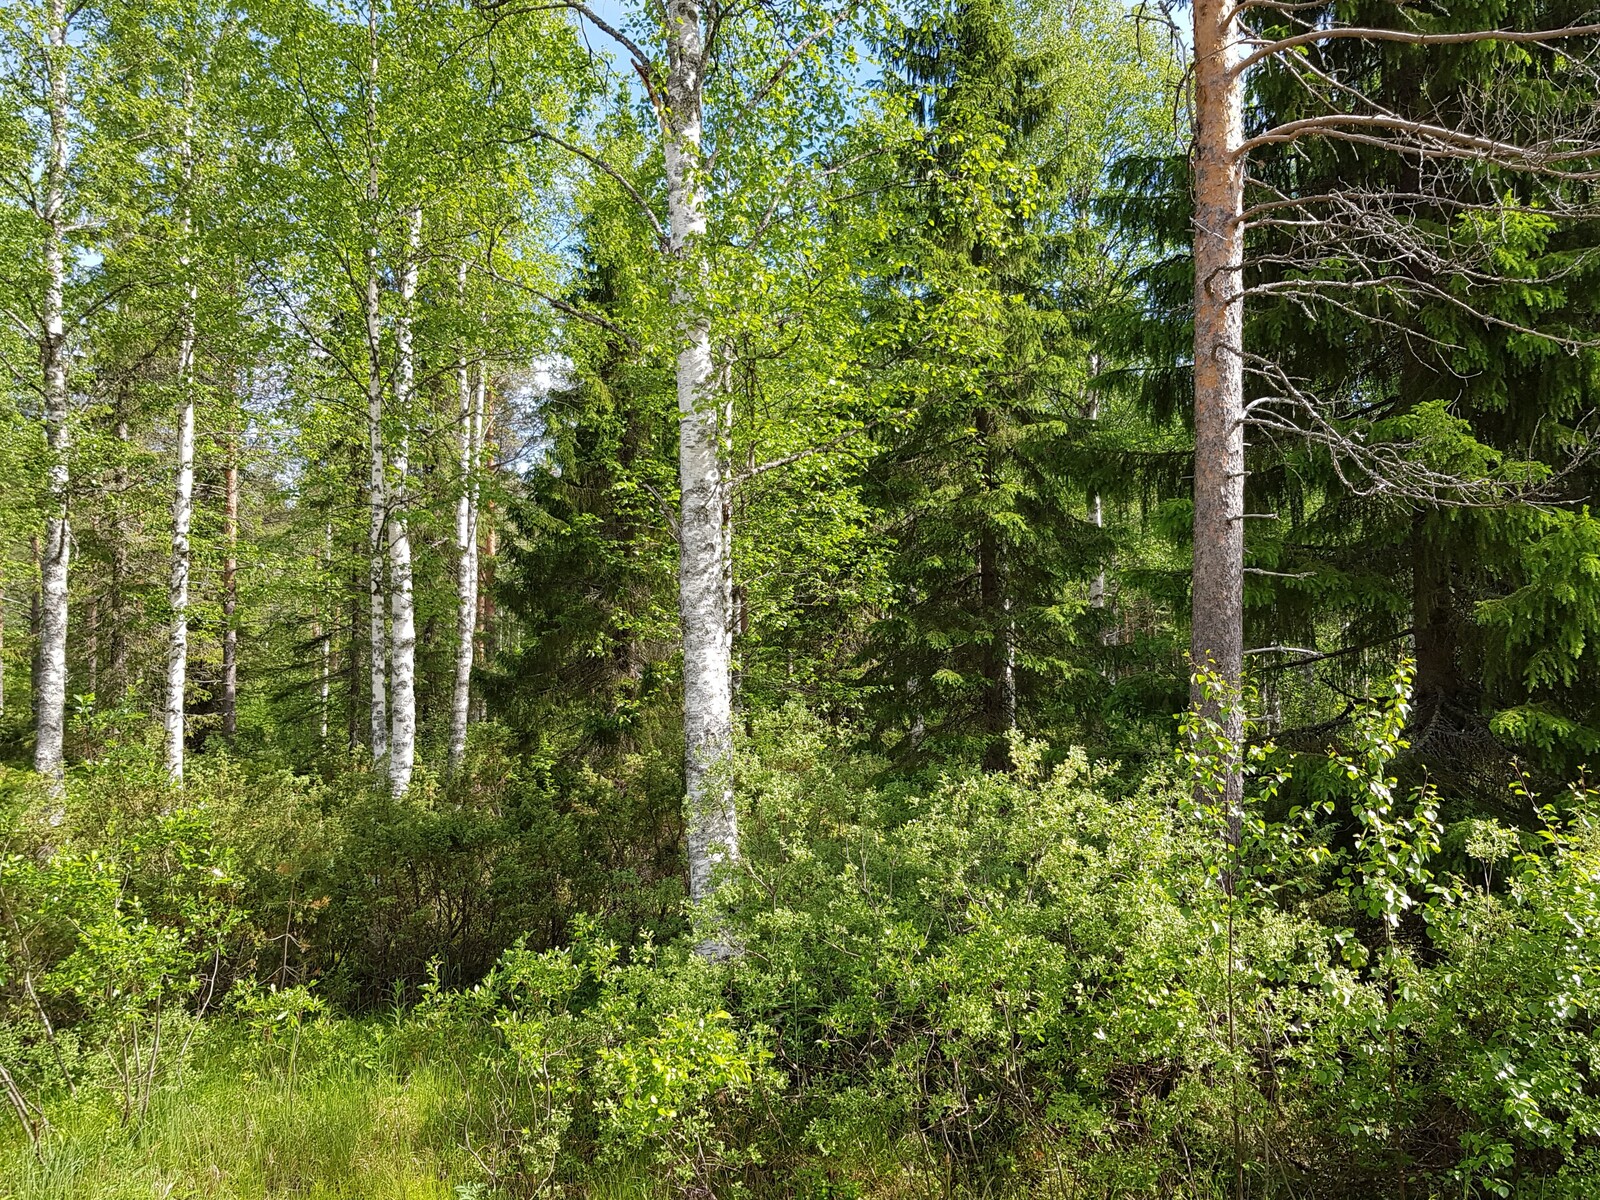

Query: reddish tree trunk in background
[1190,0,1247,814]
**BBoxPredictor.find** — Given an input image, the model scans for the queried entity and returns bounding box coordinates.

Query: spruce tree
[858,0,1099,767]
[1242,0,1600,782]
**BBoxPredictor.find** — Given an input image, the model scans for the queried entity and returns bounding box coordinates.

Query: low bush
[7,675,1600,1197]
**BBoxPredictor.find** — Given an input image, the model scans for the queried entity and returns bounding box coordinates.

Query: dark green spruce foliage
[1240,0,1600,781]
[495,233,680,759]
[1100,0,1600,784]
[858,0,1102,767]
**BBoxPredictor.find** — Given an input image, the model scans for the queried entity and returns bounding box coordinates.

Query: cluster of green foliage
[8,675,1600,1197]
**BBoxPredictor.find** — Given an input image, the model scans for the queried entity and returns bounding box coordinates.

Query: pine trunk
[1190,0,1247,817]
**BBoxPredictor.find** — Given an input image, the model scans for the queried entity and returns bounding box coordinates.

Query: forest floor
[1,1044,486,1200]
[0,1025,695,1200]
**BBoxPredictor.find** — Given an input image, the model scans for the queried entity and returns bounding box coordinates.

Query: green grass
[0,1063,475,1200]
[0,1023,1226,1200]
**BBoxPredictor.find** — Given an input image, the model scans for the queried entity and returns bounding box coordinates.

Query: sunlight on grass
[0,1065,472,1200]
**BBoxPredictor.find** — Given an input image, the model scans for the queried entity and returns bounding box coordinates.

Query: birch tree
[362,1,390,768]
[253,0,573,785]
[163,66,197,782]
[0,0,110,788]
[527,0,877,936]
[34,0,71,790]
[448,263,484,774]
[385,204,420,794]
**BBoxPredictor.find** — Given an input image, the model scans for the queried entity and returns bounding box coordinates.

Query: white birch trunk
[363,5,388,765]
[365,278,388,764]
[220,434,238,737]
[35,0,72,791]
[385,205,421,796]
[164,72,197,783]
[665,0,739,931]
[320,520,332,746]
[448,262,482,774]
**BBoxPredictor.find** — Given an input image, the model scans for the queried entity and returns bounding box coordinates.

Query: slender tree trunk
[448,267,482,774]
[1086,358,1109,620]
[472,509,495,723]
[109,411,129,698]
[164,72,198,782]
[83,593,96,703]
[347,545,361,753]
[86,598,100,700]
[1088,491,1106,607]
[365,311,388,764]
[477,518,495,662]
[665,0,739,927]
[1190,0,1247,817]
[1411,511,1462,731]
[976,407,1014,769]
[35,0,73,790]
[0,579,7,720]
[29,538,40,720]
[363,5,388,765]
[320,520,332,747]
[220,435,238,739]
[386,206,420,796]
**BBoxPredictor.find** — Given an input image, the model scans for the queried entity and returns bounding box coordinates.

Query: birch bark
[35,0,72,790]
[220,432,238,738]
[662,0,736,921]
[386,205,421,796]
[664,0,739,923]
[1190,0,1247,815]
[448,262,482,773]
[363,3,388,764]
[29,537,39,717]
[164,72,197,783]
[320,520,332,747]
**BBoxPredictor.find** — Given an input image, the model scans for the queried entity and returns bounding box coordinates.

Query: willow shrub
[698,699,1600,1197]
[8,689,1600,1197]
